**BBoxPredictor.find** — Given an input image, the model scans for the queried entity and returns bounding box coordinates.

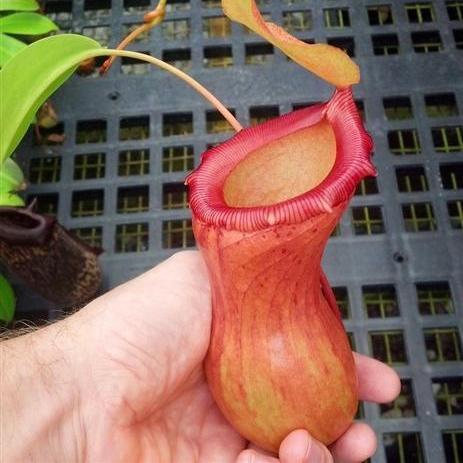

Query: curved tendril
[100,0,166,75]
[99,23,152,74]
[97,0,242,132]
[97,49,243,133]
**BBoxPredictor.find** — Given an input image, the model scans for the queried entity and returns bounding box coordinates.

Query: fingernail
[304,437,330,463]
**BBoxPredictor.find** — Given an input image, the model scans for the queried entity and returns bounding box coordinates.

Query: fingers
[236,430,333,463]
[235,449,279,463]
[279,430,333,463]
[354,352,401,403]
[247,443,277,457]
[329,423,377,463]
[237,424,376,463]
[236,429,333,463]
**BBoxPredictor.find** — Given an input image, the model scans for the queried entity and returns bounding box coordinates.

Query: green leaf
[0,0,39,12]
[0,12,58,35]
[0,33,26,67]
[0,274,15,322]
[0,190,24,206]
[0,158,24,192]
[0,34,102,163]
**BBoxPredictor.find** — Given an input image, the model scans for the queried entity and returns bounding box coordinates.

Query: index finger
[354,352,401,403]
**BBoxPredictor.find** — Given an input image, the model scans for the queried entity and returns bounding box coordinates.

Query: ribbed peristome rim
[186,88,375,232]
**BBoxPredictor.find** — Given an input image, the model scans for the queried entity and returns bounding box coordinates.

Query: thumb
[279,430,333,463]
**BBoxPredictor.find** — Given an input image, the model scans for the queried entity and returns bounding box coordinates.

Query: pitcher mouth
[186,88,375,232]
[0,205,56,245]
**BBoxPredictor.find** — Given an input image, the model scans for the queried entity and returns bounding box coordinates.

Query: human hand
[1,251,400,462]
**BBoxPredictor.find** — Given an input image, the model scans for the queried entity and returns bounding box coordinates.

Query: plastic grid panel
[13,1,463,462]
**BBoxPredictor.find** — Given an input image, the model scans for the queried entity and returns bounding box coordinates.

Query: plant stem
[98,49,243,133]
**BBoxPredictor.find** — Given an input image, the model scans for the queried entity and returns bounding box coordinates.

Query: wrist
[1,316,87,462]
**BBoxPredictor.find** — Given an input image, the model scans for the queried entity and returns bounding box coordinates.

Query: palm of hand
[95,368,245,462]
